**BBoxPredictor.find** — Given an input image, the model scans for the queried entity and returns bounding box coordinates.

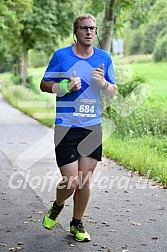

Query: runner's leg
[56,160,79,206]
[73,156,97,220]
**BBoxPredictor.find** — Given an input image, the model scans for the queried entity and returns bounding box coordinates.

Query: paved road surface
[0,93,166,252]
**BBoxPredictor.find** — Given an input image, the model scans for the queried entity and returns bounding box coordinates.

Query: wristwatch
[101,81,109,90]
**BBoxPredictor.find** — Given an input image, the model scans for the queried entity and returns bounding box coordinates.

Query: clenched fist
[92,64,106,88]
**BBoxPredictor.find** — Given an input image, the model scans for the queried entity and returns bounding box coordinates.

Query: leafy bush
[117,75,146,97]
[101,71,166,138]
[142,23,163,54]
[26,75,41,94]
[153,34,167,62]
[114,104,166,137]
[128,30,143,55]
[103,98,167,138]
[28,49,50,68]
[11,74,21,85]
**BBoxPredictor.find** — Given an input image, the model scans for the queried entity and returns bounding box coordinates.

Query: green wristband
[59,79,71,93]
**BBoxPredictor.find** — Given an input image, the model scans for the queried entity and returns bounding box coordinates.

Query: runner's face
[75,18,96,47]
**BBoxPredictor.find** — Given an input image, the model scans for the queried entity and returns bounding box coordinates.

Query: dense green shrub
[11,74,21,85]
[128,30,143,55]
[142,23,163,54]
[101,73,166,138]
[26,75,41,94]
[103,99,167,138]
[117,75,146,97]
[153,34,167,62]
[114,104,166,137]
[28,49,50,68]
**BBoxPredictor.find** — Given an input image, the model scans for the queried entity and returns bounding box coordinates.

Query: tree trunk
[21,46,28,86]
[101,0,115,52]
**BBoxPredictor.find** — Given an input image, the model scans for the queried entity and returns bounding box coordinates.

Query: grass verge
[103,135,167,187]
[1,73,55,127]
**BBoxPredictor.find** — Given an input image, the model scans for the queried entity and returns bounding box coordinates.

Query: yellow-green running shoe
[43,203,62,230]
[70,221,91,242]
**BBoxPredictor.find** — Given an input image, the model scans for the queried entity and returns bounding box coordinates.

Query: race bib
[73,99,97,118]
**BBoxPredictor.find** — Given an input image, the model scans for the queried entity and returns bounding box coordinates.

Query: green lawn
[131,62,167,100]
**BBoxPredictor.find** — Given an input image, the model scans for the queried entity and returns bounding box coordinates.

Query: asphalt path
[0,93,166,252]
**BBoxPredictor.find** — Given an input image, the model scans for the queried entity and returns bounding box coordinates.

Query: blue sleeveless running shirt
[43,45,115,128]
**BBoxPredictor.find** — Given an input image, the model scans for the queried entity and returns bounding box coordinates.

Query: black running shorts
[54,124,102,167]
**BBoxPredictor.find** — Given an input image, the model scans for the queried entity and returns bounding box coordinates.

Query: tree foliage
[0,0,33,73]
[153,33,167,62]
[0,0,167,79]
[0,0,33,44]
[142,23,162,54]
[123,0,167,60]
[0,0,75,84]
[82,0,151,52]
[20,0,75,53]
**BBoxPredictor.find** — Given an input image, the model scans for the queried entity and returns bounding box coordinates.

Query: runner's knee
[67,176,80,191]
